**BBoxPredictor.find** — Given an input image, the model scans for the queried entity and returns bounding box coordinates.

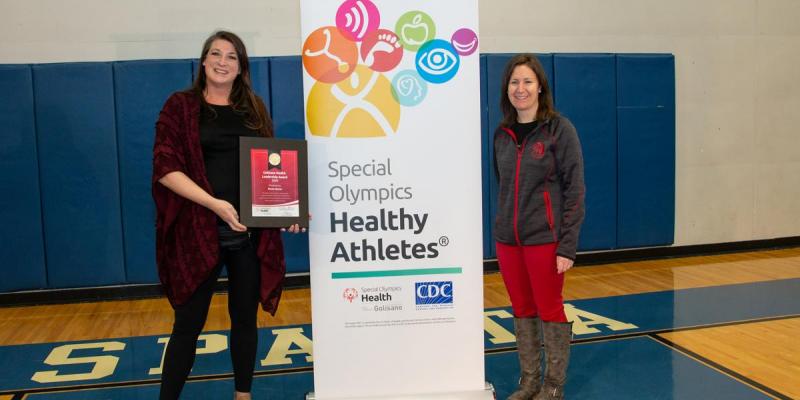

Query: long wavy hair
[499,53,558,127]
[189,30,274,137]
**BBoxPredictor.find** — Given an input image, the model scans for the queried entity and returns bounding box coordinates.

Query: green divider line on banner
[331,267,462,279]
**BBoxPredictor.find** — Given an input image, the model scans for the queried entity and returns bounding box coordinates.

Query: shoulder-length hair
[499,53,558,127]
[189,30,274,137]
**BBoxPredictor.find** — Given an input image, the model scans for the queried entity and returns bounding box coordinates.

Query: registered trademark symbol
[439,236,450,246]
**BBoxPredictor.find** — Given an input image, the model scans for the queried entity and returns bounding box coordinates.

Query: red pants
[496,241,567,322]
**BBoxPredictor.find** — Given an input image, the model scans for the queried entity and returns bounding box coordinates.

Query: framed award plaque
[239,137,309,228]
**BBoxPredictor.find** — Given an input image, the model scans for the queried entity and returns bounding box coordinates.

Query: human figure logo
[307,65,400,138]
[343,288,358,303]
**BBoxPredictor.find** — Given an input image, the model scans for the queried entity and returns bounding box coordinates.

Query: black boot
[534,321,572,400]
[507,317,543,400]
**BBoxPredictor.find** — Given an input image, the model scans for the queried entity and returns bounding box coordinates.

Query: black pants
[159,228,261,399]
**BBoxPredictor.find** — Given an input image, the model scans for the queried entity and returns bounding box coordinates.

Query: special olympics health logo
[301,0,478,138]
[343,288,358,303]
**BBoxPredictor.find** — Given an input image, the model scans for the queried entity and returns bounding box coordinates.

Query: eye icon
[415,39,460,84]
[419,48,456,75]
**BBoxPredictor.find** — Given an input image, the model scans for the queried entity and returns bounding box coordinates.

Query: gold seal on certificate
[239,137,309,228]
[268,152,281,167]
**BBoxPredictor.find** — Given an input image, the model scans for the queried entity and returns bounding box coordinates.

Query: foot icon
[360,29,404,72]
[364,33,401,67]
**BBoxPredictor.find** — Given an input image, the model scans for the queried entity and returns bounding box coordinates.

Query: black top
[493,120,541,180]
[511,120,540,146]
[199,104,259,219]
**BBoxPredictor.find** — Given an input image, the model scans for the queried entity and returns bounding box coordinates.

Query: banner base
[306,382,496,400]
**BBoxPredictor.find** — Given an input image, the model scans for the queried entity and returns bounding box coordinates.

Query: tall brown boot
[534,321,572,400]
[507,317,543,400]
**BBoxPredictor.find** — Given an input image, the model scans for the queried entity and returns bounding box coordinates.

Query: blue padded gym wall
[479,55,491,259]
[114,60,193,283]
[250,57,272,110]
[0,52,676,294]
[269,56,305,140]
[553,54,617,250]
[484,54,554,259]
[0,65,47,291]
[192,60,199,82]
[616,55,675,247]
[33,63,126,288]
[269,56,309,273]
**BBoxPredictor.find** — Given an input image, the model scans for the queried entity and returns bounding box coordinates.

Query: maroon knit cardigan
[152,91,286,315]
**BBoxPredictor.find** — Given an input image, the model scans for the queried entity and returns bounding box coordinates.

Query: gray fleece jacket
[493,115,586,260]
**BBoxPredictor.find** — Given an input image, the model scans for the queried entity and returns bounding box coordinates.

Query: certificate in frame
[239,137,309,228]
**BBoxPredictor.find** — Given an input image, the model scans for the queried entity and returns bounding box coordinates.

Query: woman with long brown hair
[494,53,585,400]
[152,30,301,400]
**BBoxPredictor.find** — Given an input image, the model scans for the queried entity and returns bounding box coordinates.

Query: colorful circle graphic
[415,39,460,84]
[391,70,427,107]
[359,29,404,72]
[306,65,400,138]
[335,0,380,42]
[395,11,436,52]
[302,26,358,84]
[451,28,479,56]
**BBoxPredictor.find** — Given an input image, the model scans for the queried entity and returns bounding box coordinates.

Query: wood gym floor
[1,248,798,399]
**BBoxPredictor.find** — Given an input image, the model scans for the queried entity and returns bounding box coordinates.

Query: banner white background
[302,0,482,398]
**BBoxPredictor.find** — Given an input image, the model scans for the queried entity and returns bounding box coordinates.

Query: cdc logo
[415,281,453,305]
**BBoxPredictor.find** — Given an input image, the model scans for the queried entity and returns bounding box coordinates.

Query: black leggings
[159,231,261,399]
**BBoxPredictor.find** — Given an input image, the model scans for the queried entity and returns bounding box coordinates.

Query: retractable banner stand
[302,0,486,399]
